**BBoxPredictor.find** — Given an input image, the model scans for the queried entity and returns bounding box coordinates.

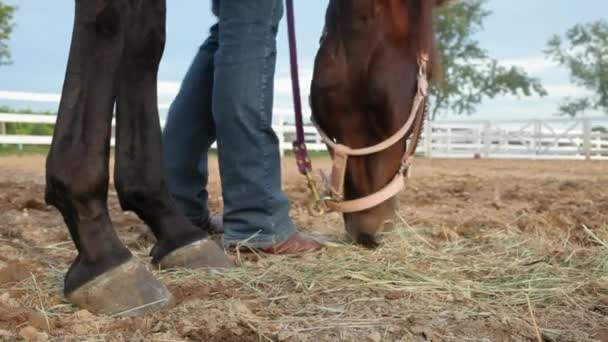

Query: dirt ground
[0,155,607,341]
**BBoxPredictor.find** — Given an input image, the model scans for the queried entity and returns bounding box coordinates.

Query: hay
[2,218,607,340]
[152,217,608,340]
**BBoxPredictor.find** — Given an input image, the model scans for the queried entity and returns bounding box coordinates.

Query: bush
[0,106,55,136]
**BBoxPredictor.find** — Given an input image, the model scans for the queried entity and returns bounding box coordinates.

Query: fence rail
[2,112,608,160]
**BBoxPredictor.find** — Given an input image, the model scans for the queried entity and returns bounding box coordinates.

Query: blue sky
[0,0,607,121]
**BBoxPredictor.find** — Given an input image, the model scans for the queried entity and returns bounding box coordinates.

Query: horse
[309,0,444,247]
[44,0,444,316]
[45,0,233,316]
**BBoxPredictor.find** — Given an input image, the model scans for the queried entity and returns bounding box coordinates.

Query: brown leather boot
[260,233,322,255]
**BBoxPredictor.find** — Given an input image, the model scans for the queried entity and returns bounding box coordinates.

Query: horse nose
[344,205,396,248]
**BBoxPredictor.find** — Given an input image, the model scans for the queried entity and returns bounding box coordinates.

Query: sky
[0,0,607,122]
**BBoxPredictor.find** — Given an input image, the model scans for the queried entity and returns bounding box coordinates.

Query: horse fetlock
[149,226,209,263]
[115,184,166,213]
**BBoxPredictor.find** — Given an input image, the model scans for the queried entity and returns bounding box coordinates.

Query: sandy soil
[0,155,607,341]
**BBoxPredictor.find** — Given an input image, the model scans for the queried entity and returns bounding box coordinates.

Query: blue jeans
[161,0,296,247]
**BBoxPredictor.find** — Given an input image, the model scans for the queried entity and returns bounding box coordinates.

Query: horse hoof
[66,259,172,317]
[158,238,234,270]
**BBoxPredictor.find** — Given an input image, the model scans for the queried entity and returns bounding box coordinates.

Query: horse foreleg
[45,0,170,316]
[113,0,232,270]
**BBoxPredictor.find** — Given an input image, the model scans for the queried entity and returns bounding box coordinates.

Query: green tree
[557,98,592,117]
[430,0,546,120]
[0,1,15,65]
[545,20,608,117]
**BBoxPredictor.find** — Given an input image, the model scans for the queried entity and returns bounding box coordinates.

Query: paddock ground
[0,155,607,341]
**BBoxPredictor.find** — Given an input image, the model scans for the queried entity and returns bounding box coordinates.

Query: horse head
[310,0,445,247]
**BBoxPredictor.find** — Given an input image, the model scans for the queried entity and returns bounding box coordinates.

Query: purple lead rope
[285,0,312,175]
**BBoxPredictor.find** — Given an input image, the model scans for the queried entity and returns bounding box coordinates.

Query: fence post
[0,122,5,147]
[531,120,539,158]
[582,117,592,160]
[315,127,322,146]
[275,112,285,158]
[477,123,483,156]
[446,126,452,154]
[424,117,432,158]
[482,121,491,158]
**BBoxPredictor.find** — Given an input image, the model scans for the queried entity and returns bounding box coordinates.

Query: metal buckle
[304,171,330,216]
[400,157,414,178]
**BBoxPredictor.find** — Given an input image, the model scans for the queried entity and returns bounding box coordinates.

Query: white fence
[422,117,608,160]
[1,112,608,160]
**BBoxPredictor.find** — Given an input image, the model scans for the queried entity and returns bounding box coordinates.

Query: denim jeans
[161,0,296,247]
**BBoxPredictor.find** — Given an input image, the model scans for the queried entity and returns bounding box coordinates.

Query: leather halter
[285,0,430,214]
[312,54,429,213]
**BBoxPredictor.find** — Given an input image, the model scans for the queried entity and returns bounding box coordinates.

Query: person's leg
[161,22,219,227]
[213,0,297,247]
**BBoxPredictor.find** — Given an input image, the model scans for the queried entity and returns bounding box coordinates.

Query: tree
[430,0,546,120]
[0,1,15,66]
[545,20,608,117]
[557,98,592,118]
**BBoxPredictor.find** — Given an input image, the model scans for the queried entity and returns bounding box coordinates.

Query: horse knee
[93,3,122,39]
[45,158,109,218]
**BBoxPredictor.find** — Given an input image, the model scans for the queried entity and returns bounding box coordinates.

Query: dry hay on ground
[0,156,606,341]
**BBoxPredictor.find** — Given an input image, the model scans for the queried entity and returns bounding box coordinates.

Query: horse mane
[323,0,445,81]
[404,0,444,81]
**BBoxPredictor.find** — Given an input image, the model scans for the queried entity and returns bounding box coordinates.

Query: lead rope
[399,55,429,177]
[285,0,327,215]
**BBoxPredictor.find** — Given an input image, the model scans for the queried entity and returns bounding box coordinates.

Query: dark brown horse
[310,0,443,247]
[45,0,232,316]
